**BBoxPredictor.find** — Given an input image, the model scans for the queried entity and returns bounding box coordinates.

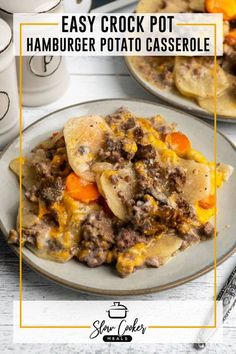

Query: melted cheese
[116,233,183,276]
[36,192,100,262]
[116,243,147,276]
[161,149,178,164]
[195,203,215,224]
[187,149,207,164]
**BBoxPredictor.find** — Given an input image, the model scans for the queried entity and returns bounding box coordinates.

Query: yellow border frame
[18,21,218,330]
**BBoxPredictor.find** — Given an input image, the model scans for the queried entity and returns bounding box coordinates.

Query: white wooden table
[0,56,236,354]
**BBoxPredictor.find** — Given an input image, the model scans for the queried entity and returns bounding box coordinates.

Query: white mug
[0,0,61,26]
[0,0,70,107]
[63,0,92,13]
[0,19,19,149]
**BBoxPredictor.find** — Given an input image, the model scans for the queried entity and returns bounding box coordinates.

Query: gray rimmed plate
[125,57,236,123]
[0,98,236,296]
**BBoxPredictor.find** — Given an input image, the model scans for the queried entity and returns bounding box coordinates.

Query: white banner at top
[13,13,223,56]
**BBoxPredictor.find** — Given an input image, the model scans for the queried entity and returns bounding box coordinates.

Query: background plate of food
[0,99,235,295]
[125,0,236,122]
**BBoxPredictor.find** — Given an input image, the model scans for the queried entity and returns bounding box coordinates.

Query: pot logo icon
[106,302,128,319]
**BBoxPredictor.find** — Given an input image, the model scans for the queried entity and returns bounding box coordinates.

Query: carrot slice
[65,172,100,203]
[198,194,215,209]
[225,30,236,46]
[205,0,236,20]
[166,132,191,155]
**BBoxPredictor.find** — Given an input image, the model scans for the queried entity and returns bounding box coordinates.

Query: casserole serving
[0,99,235,294]
[8,106,233,277]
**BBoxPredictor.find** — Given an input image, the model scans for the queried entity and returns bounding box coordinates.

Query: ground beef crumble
[24,137,70,205]
[34,160,52,178]
[98,134,124,163]
[81,210,114,247]
[199,222,214,239]
[120,117,136,131]
[38,176,64,205]
[25,185,38,203]
[8,229,19,245]
[78,210,115,267]
[135,144,156,161]
[115,227,148,251]
[98,133,136,163]
[133,126,144,143]
[151,116,176,135]
[8,223,48,247]
[78,248,109,268]
[168,167,186,193]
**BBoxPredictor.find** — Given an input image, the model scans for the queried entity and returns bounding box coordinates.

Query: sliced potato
[198,74,236,117]
[174,57,229,99]
[161,0,189,12]
[136,0,188,13]
[189,0,204,12]
[216,163,234,182]
[99,168,135,220]
[198,87,236,117]
[179,159,211,203]
[64,115,111,182]
[17,194,39,229]
[35,130,64,150]
[9,157,38,189]
[146,233,183,265]
[91,162,114,175]
[92,162,114,196]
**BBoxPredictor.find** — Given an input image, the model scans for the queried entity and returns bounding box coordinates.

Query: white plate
[0,99,236,296]
[125,57,236,123]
